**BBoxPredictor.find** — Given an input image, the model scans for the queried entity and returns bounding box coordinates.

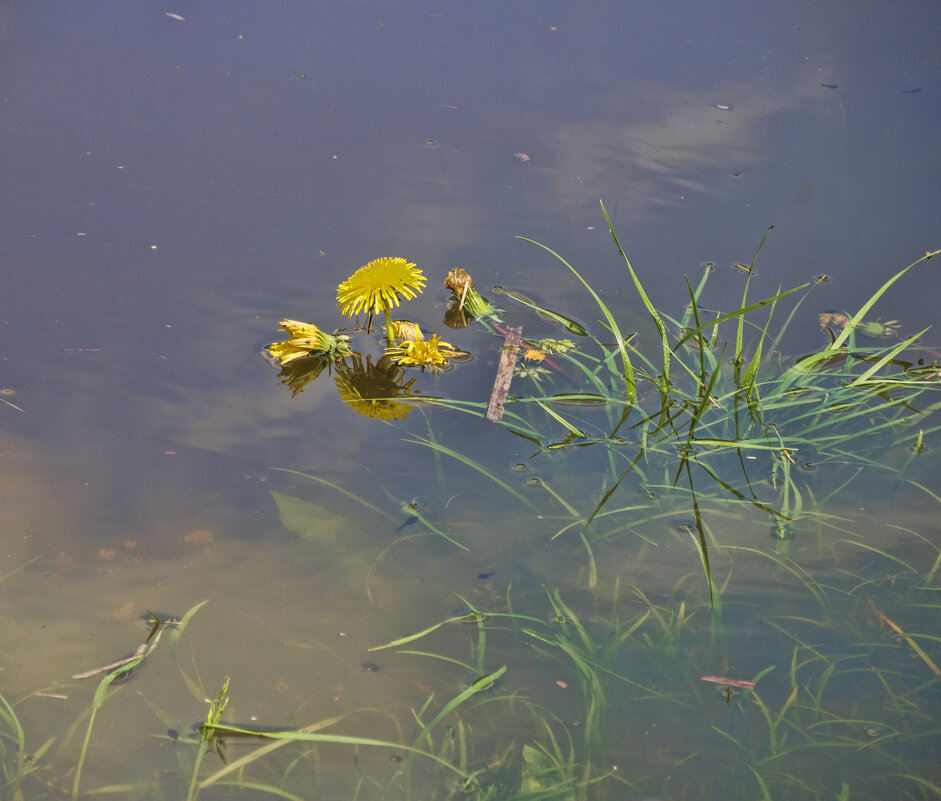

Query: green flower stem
[383,308,395,345]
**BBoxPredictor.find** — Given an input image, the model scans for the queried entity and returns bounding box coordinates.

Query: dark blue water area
[1,2,940,798]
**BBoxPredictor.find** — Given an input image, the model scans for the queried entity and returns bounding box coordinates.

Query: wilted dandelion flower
[266,319,352,365]
[444,267,500,322]
[386,319,424,343]
[515,363,551,382]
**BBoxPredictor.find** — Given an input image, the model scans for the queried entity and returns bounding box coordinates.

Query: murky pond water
[2,3,940,799]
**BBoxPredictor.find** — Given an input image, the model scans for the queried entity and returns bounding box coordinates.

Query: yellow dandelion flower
[265,319,351,365]
[266,338,318,365]
[523,348,547,362]
[278,319,322,338]
[337,257,426,318]
[386,319,424,343]
[387,334,457,373]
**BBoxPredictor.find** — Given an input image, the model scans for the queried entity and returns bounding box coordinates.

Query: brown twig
[866,598,941,677]
[487,326,522,422]
[72,641,149,679]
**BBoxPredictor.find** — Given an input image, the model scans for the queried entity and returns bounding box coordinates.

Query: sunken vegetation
[4,204,940,799]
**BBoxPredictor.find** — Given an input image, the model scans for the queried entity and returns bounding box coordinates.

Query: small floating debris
[821,83,838,89]
[700,675,756,689]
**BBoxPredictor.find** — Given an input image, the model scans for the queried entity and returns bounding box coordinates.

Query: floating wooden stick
[72,641,149,679]
[866,598,941,677]
[72,616,180,679]
[700,674,756,689]
[487,326,522,421]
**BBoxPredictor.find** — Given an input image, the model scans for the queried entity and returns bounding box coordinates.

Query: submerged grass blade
[197,714,344,791]
[864,598,941,677]
[404,434,537,509]
[271,467,396,522]
[73,615,180,800]
[368,610,489,651]
[202,720,482,782]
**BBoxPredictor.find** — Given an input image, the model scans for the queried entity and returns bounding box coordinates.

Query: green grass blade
[516,233,636,400]
[404,665,507,777]
[404,434,537,509]
[270,467,396,522]
[828,248,940,351]
[599,200,672,387]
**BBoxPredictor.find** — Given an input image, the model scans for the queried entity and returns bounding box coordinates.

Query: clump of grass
[389,211,941,599]
[0,692,55,800]
[248,208,941,798]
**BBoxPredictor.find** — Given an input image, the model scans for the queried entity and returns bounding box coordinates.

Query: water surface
[2,3,939,799]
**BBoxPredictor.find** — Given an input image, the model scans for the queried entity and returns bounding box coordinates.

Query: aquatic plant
[388,209,941,601]
[128,213,941,797]
[0,692,53,800]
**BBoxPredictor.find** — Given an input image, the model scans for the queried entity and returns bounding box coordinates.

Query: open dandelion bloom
[265,319,352,365]
[386,334,465,374]
[337,258,426,318]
